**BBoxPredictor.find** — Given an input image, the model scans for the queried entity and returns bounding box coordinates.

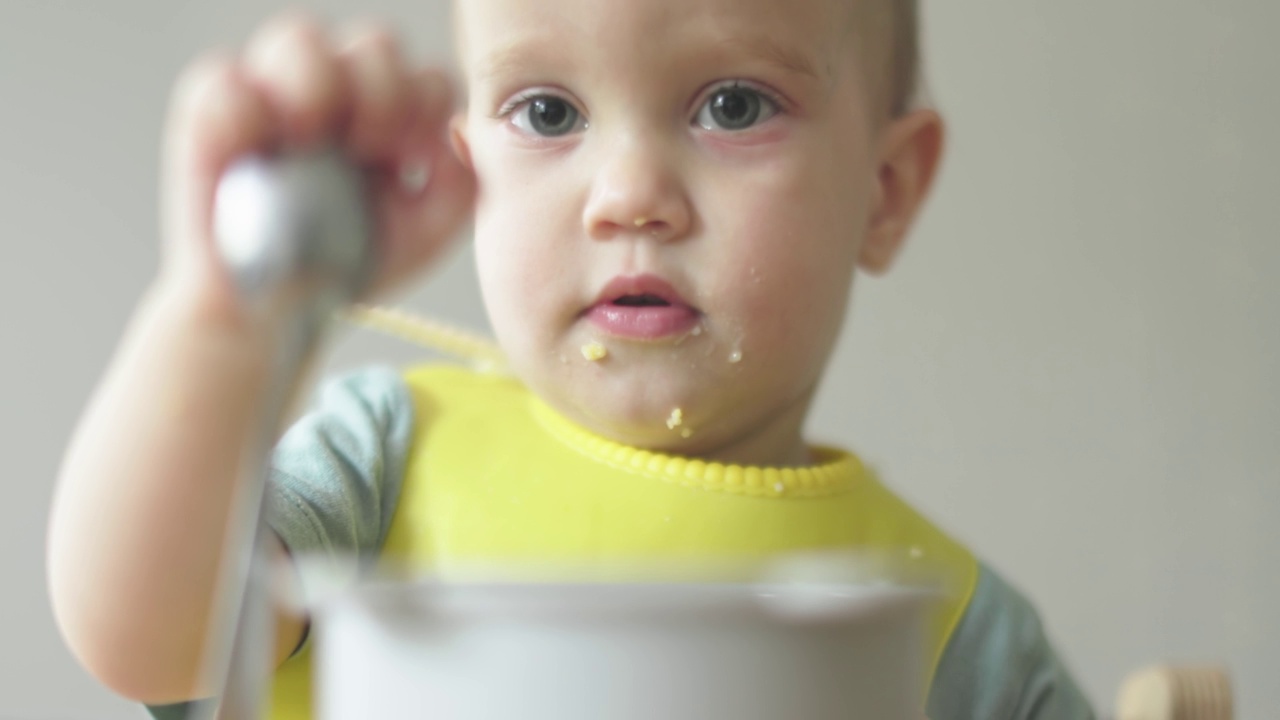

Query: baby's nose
[581,140,692,242]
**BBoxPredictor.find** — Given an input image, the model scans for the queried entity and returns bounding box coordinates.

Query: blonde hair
[854,0,922,119]
[886,0,920,117]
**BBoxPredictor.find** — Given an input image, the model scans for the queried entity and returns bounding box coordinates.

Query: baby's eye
[694,85,780,131]
[510,95,587,137]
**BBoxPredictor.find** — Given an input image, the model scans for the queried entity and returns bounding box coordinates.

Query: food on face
[581,341,609,362]
[667,407,694,438]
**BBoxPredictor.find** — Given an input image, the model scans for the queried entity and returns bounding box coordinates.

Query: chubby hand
[160,11,476,315]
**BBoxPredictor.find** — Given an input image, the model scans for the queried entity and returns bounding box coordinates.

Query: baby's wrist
[142,269,279,356]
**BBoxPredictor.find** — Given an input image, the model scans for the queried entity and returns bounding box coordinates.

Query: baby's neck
[696,393,815,468]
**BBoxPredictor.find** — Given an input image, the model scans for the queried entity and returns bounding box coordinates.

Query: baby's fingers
[242,11,348,149]
[162,53,274,276]
[338,24,415,163]
[372,69,475,293]
[375,140,476,292]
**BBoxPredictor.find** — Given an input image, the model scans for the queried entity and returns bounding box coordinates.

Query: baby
[47,0,1095,718]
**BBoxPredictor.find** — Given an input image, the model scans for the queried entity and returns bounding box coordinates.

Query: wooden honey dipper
[1114,666,1233,720]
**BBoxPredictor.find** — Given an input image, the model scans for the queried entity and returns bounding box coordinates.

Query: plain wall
[1,1,1275,717]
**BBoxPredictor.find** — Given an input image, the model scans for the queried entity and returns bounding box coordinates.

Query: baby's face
[454,0,881,465]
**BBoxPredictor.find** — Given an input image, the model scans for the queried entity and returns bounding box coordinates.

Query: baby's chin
[526,355,748,452]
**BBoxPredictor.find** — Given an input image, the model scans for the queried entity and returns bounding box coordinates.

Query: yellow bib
[268,366,978,719]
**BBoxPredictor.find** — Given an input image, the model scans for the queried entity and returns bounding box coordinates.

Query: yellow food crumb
[666,407,684,430]
[581,342,609,362]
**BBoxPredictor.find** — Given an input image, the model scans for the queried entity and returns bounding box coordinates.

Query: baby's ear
[449,113,474,170]
[859,109,945,275]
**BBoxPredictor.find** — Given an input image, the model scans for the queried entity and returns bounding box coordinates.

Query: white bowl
[312,579,935,720]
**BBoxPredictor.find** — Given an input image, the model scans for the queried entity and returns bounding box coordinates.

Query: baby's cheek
[725,232,853,377]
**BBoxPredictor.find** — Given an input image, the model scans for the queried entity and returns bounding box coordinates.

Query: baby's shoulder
[302,361,408,406]
[296,363,515,436]
[929,564,1096,720]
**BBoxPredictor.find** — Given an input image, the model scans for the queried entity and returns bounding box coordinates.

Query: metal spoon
[197,148,375,720]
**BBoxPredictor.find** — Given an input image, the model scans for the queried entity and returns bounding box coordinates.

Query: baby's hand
[160,11,476,317]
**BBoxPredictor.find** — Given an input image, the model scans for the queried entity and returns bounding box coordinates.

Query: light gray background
[2,1,1276,718]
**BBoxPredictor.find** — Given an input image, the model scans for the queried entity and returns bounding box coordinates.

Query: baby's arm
[46,12,473,705]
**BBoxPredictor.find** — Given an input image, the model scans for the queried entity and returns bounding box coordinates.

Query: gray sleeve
[144,367,414,720]
[265,365,414,586]
[927,565,1097,720]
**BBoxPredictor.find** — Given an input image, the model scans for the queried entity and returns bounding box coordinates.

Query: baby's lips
[591,273,696,310]
[585,303,702,341]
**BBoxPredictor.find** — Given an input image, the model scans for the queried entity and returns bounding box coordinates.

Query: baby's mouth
[610,294,672,308]
[585,275,702,341]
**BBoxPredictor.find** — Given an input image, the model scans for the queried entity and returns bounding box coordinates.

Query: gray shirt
[149,367,1095,720]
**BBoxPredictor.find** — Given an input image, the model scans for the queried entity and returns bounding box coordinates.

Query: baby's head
[449,0,943,466]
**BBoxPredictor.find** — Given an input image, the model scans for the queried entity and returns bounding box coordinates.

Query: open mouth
[587,275,701,340]
[611,294,672,308]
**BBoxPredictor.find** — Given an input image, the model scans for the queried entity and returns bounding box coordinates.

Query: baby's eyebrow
[474,36,561,85]
[721,34,823,82]
[472,33,823,87]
